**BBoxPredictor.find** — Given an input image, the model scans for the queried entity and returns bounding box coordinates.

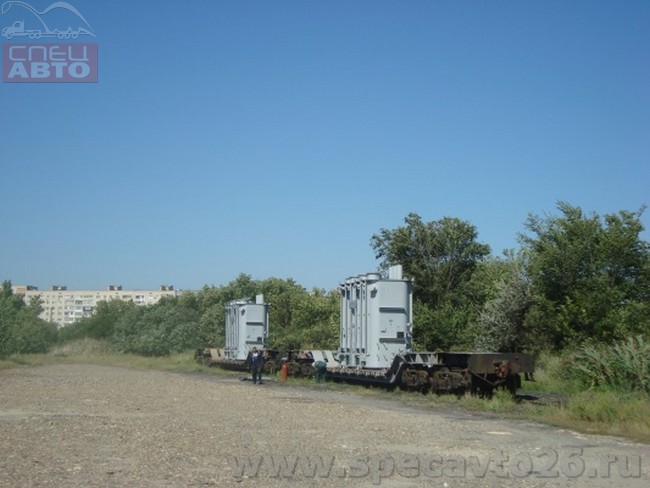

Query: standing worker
[250,347,264,384]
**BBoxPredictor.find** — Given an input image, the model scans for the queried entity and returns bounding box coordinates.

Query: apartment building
[12,285,179,327]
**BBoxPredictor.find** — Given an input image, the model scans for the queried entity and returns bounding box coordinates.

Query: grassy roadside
[0,338,238,378]
[514,352,650,443]
[2,339,649,444]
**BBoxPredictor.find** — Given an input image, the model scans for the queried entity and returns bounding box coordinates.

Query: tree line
[372,202,649,354]
[1,202,648,358]
[0,275,339,357]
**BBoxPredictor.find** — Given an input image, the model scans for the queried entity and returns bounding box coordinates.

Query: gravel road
[1,364,648,487]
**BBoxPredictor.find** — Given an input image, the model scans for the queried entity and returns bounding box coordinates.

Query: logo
[1,1,97,82]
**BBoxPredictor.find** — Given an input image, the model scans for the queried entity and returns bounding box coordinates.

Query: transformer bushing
[338,265,413,369]
[224,294,269,361]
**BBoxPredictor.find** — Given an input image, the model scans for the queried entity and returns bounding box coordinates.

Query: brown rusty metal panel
[466,353,534,375]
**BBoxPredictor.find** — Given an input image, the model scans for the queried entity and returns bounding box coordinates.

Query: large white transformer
[224,294,269,360]
[338,265,413,368]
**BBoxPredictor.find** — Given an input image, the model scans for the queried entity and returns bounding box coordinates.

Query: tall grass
[50,337,116,357]
[568,335,649,394]
[542,389,650,441]
[513,337,650,442]
[522,351,577,395]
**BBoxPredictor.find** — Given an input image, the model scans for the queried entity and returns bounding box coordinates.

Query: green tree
[112,296,202,356]
[259,277,305,329]
[194,284,230,347]
[197,304,224,347]
[372,213,491,306]
[0,282,58,355]
[292,288,339,349]
[220,273,258,303]
[194,276,340,351]
[59,299,138,342]
[110,303,146,353]
[0,281,24,355]
[371,213,491,350]
[474,253,533,352]
[6,298,58,354]
[521,202,650,348]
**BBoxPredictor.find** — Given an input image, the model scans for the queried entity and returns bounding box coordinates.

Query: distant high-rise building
[11,285,179,327]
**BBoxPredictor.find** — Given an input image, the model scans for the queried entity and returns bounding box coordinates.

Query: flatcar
[197,265,533,395]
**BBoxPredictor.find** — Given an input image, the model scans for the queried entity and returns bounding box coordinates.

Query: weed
[568,336,650,394]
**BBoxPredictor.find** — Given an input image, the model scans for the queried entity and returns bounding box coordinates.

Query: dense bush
[112,295,205,356]
[58,299,138,343]
[0,281,58,356]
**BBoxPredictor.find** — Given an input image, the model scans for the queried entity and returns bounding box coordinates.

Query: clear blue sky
[1,0,648,292]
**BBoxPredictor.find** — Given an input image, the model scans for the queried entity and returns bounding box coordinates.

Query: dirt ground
[0,364,648,487]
